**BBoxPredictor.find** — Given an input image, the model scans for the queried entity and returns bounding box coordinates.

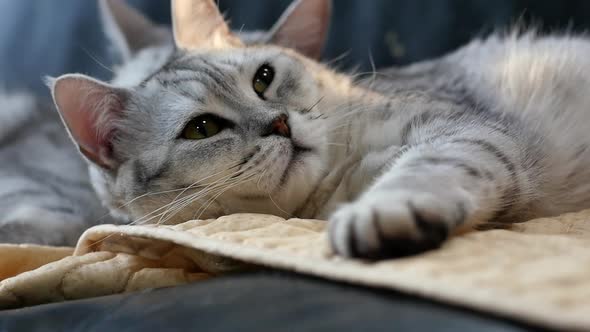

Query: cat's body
[367,32,590,221]
[264,31,590,257]
[323,33,590,256]
[4,0,590,259]
[0,92,108,245]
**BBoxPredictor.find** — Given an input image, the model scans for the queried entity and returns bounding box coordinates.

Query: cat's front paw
[329,190,468,259]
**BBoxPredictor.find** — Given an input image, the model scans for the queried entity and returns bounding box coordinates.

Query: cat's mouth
[288,143,313,167]
[276,141,314,187]
[235,137,314,196]
[290,144,314,165]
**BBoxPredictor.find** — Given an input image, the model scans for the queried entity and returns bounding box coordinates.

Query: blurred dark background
[2,0,590,93]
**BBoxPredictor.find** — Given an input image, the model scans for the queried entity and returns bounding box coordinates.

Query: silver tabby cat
[8,0,590,259]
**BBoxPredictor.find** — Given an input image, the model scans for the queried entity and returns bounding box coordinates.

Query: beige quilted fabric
[1,212,590,331]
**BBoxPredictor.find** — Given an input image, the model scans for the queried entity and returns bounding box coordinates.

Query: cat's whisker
[146,162,244,217]
[311,113,326,120]
[163,163,266,224]
[268,192,293,218]
[156,168,247,224]
[157,176,244,224]
[323,99,378,116]
[81,47,114,73]
[139,188,219,226]
[190,181,246,221]
[324,118,361,133]
[256,168,269,190]
[131,195,195,226]
[323,50,351,67]
[347,70,392,82]
[325,121,358,133]
[157,168,259,225]
[129,184,219,225]
[302,96,325,115]
[131,171,243,226]
[324,103,383,127]
[168,162,243,199]
[157,163,245,222]
[119,186,209,212]
[191,173,257,222]
[118,162,242,211]
[366,51,379,91]
[325,143,348,147]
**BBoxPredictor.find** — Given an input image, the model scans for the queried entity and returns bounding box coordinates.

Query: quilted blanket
[1,212,589,331]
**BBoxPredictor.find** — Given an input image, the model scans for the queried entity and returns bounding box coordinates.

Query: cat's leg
[329,132,538,259]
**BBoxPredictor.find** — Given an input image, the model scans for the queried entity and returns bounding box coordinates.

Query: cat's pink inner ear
[172,0,243,49]
[52,76,126,170]
[269,0,332,59]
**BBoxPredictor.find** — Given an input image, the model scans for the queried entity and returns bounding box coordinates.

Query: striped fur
[0,0,317,246]
[54,31,590,259]
[0,93,109,245]
[48,1,590,258]
[329,32,590,258]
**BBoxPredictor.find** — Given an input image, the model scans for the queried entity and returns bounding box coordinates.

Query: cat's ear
[268,0,332,59]
[47,75,128,171]
[99,0,170,61]
[171,0,243,50]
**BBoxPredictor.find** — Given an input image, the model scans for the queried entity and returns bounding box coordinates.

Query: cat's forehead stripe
[139,52,245,109]
[141,52,237,86]
[138,50,185,87]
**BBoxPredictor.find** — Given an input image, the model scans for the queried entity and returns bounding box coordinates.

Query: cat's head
[49,0,345,224]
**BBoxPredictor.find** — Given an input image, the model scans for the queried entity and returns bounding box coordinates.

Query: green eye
[181,115,223,140]
[252,64,275,98]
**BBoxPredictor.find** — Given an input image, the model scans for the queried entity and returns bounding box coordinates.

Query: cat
[0,0,327,246]
[47,0,590,260]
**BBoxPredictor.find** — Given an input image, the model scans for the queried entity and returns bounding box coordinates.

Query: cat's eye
[180,115,224,140]
[252,64,275,98]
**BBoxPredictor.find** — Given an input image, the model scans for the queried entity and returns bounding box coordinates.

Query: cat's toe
[329,192,465,260]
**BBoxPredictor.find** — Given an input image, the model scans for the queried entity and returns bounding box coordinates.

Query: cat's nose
[264,114,291,138]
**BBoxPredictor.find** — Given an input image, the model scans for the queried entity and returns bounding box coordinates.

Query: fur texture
[0,92,108,245]
[52,1,590,259]
[12,0,590,260]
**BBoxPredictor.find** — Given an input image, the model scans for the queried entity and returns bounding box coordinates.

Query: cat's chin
[278,145,314,187]
[261,138,316,192]
[228,138,321,211]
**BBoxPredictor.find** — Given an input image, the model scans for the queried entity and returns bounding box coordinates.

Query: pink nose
[269,114,291,138]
